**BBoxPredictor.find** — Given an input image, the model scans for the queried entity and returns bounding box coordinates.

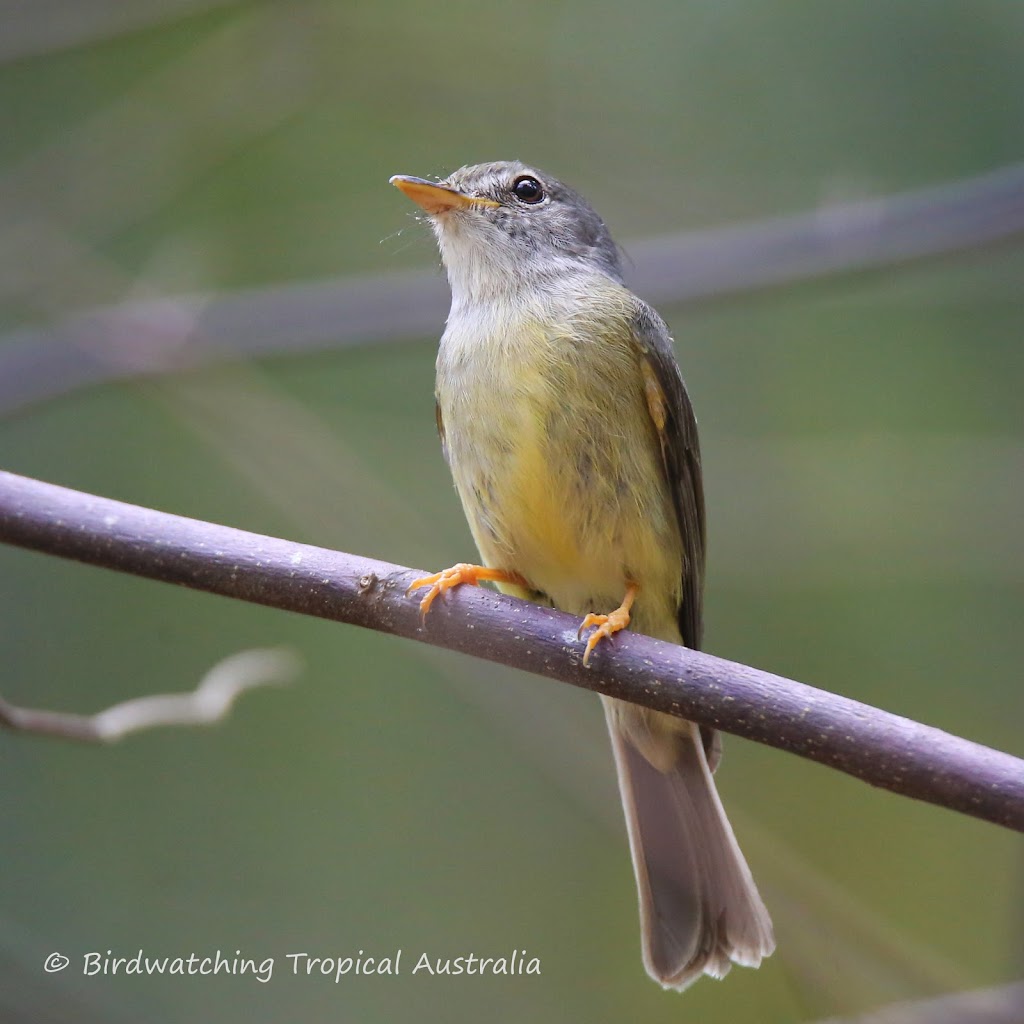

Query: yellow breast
[436,284,683,634]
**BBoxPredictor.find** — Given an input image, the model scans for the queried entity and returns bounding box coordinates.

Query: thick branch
[2,161,1023,416]
[1,468,1022,830]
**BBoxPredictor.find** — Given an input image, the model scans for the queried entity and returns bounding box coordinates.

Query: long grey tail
[603,698,775,990]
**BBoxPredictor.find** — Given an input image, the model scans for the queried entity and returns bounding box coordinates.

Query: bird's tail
[603,697,775,990]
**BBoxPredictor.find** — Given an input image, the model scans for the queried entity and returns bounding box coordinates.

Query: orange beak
[390,175,499,214]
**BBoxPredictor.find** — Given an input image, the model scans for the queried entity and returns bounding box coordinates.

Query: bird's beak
[390,175,499,214]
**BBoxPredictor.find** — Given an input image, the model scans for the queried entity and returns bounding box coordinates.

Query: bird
[391,160,775,990]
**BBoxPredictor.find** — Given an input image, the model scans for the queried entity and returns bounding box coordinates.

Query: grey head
[391,160,624,303]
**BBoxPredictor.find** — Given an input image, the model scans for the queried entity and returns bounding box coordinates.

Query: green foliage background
[1,2,1022,1021]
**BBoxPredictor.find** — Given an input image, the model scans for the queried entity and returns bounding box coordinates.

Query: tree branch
[816,980,1024,1024]
[2,161,1023,417]
[0,648,299,742]
[1,468,1022,831]
[0,0,241,65]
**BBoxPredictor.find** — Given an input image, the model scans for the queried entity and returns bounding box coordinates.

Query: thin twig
[0,648,299,742]
[1,162,1023,416]
[1,468,1022,830]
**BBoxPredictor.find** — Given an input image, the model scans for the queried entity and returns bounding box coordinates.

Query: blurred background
[1,1,1022,1021]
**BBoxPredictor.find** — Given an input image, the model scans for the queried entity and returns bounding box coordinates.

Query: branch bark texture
[1,469,1022,831]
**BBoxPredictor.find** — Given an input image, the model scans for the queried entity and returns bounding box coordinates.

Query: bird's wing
[435,401,450,466]
[629,301,706,652]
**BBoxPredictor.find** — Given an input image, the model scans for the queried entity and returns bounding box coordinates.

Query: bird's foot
[408,563,527,615]
[577,582,639,666]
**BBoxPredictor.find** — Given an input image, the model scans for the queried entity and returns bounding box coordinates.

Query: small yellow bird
[392,161,774,990]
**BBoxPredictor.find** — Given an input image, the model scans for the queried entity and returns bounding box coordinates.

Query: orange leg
[577,582,639,666]
[408,562,528,616]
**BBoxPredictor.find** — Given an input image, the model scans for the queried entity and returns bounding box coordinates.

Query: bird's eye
[512,176,545,204]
